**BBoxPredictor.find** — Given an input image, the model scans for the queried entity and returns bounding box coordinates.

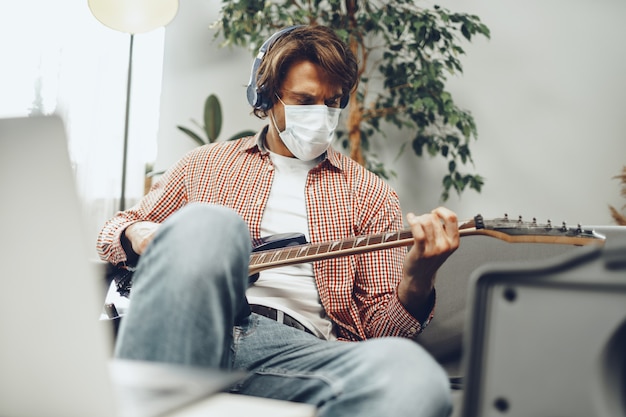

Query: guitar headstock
[459,214,605,245]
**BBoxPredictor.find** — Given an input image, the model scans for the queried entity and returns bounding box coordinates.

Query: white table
[167,393,317,417]
[111,359,316,417]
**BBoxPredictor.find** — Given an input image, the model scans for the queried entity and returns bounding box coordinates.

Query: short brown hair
[252,25,358,118]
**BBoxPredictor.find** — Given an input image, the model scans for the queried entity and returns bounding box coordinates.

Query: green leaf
[461,23,471,41]
[470,175,485,191]
[427,140,440,156]
[227,130,257,141]
[204,94,222,142]
[395,142,408,161]
[412,134,429,156]
[177,126,207,146]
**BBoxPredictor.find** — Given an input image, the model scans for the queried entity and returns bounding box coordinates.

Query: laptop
[0,115,244,417]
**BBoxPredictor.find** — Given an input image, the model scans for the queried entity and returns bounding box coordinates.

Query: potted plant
[145,93,255,194]
[213,0,490,201]
[177,93,256,145]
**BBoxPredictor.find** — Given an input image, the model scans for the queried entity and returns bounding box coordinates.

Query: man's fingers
[407,208,459,255]
[406,212,426,252]
[126,221,160,255]
[431,206,460,242]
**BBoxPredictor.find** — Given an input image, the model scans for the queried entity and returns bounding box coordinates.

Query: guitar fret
[317,242,331,254]
[398,231,413,241]
[384,232,399,242]
[284,246,299,261]
[277,248,290,261]
[368,235,383,245]
[355,237,368,247]
[340,239,355,250]
[298,246,308,257]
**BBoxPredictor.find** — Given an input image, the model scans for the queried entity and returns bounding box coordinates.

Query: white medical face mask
[271,97,341,161]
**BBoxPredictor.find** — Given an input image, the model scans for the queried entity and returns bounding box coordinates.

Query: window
[1,1,164,253]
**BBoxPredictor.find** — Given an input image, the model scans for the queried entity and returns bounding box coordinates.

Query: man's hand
[124,221,160,256]
[398,207,460,319]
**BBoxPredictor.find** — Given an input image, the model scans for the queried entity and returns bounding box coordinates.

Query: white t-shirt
[245,151,336,340]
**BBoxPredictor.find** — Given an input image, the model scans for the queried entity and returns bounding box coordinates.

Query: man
[98,25,459,417]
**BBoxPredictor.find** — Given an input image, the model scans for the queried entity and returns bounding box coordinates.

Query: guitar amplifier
[461,236,626,417]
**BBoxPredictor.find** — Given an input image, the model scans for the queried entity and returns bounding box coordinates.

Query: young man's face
[266,59,343,157]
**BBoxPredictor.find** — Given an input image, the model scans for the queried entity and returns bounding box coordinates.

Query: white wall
[156,0,626,226]
[155,0,265,172]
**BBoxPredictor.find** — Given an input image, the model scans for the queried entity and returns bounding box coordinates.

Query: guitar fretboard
[249,229,415,275]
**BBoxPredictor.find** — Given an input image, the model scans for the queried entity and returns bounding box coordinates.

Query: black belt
[249,305,314,335]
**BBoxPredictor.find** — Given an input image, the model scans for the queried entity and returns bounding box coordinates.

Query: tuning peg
[504,213,509,221]
[547,219,552,229]
[517,215,523,224]
[532,217,537,226]
[576,223,582,234]
[474,214,485,229]
[561,221,567,232]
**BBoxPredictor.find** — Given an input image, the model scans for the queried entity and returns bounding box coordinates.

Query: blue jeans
[115,203,452,417]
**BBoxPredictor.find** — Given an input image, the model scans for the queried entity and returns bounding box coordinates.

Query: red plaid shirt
[97,130,433,341]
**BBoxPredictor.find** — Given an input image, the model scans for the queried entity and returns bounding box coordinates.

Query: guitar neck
[249,229,415,276]
[248,216,605,276]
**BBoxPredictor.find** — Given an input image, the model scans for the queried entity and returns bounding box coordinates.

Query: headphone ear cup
[246,57,262,108]
[256,89,271,111]
[246,25,302,111]
[340,95,349,109]
[246,54,272,111]
[246,82,258,109]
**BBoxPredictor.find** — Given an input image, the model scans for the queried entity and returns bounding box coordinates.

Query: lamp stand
[119,33,134,212]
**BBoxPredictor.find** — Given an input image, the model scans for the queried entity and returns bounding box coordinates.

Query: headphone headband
[246,26,301,111]
[246,25,350,111]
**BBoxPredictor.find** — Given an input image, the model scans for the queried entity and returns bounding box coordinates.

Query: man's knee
[162,203,248,244]
[153,203,249,262]
[136,203,251,294]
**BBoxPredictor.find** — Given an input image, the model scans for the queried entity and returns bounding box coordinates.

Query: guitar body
[253,233,308,252]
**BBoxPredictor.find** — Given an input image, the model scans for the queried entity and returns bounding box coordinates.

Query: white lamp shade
[88,0,179,34]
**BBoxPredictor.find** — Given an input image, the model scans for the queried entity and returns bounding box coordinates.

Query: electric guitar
[248,214,605,276]
[112,214,605,297]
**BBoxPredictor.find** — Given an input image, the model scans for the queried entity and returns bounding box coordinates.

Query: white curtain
[0,1,163,257]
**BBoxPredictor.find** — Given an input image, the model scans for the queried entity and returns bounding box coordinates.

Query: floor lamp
[88,0,179,211]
